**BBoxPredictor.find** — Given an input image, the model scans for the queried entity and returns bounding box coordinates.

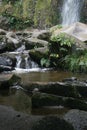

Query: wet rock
[0,56,13,66]
[25,37,48,50]
[62,77,77,82]
[32,116,74,130]
[0,74,21,89]
[32,92,87,111]
[0,105,41,130]
[6,31,21,49]
[51,22,87,42]
[62,78,87,98]
[0,65,13,72]
[64,109,87,130]
[29,48,48,65]
[0,29,7,35]
[0,29,21,53]
[23,82,80,98]
[0,55,16,72]
[0,40,15,53]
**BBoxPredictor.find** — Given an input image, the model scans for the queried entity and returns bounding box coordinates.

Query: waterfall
[62,0,84,26]
[16,55,22,68]
[16,54,38,69]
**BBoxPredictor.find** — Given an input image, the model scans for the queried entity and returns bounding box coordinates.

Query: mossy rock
[32,92,87,111]
[32,93,64,108]
[29,50,48,65]
[23,82,80,98]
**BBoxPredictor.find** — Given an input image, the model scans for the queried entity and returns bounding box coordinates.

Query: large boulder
[25,38,48,50]
[0,55,16,72]
[6,31,21,49]
[64,109,87,130]
[51,22,87,42]
[29,47,48,66]
[0,105,41,130]
[32,116,74,130]
[32,92,87,111]
[23,81,80,98]
[0,29,23,53]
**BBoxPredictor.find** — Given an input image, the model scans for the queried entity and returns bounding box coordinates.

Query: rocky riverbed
[0,73,87,130]
[0,22,87,130]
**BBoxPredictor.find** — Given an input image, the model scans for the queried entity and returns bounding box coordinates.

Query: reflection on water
[17,70,87,85]
[0,88,69,116]
[32,106,69,116]
[0,89,31,114]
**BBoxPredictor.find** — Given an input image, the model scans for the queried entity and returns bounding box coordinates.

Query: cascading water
[16,55,22,68]
[62,0,84,26]
[16,53,38,70]
[15,44,39,70]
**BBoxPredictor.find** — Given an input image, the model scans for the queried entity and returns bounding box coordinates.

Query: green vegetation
[48,33,74,67]
[40,58,50,68]
[42,33,87,73]
[62,50,87,73]
[2,12,33,30]
[0,0,60,29]
[50,33,74,47]
[34,0,58,28]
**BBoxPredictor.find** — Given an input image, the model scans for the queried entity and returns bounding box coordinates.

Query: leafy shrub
[40,58,50,68]
[62,50,87,73]
[50,33,74,47]
[2,12,33,30]
[49,33,74,58]
[48,33,75,67]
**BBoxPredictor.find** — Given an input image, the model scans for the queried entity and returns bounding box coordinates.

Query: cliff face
[0,0,86,29]
[21,0,62,28]
[0,0,62,28]
[33,0,62,28]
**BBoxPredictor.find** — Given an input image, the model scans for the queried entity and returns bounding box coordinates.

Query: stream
[0,69,87,116]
